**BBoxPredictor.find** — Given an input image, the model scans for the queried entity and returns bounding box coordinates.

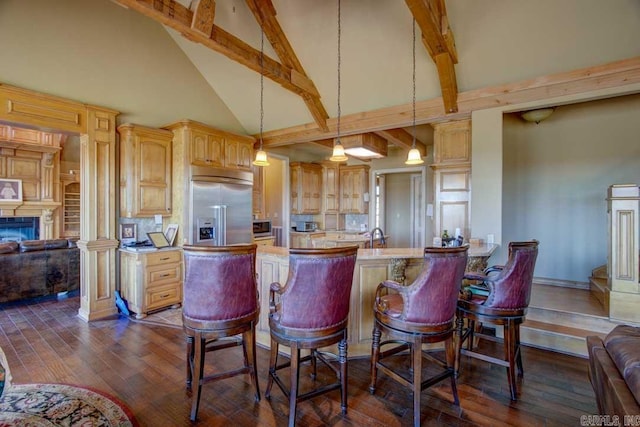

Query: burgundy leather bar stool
[182,244,260,421]
[369,246,468,427]
[456,240,539,401]
[265,246,358,427]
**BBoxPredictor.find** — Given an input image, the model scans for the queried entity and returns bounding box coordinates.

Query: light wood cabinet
[290,231,325,248]
[253,236,275,246]
[290,162,322,214]
[339,165,369,214]
[322,161,340,214]
[164,120,254,172]
[431,120,471,239]
[118,124,173,218]
[190,129,224,168]
[252,165,265,217]
[119,248,183,319]
[226,138,253,170]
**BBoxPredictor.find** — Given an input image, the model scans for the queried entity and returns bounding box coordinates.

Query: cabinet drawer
[146,250,182,266]
[146,283,182,311]
[146,263,182,286]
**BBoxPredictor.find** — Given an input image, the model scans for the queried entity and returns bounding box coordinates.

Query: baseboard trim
[533,277,590,290]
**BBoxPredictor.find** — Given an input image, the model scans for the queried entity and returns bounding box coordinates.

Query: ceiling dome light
[520,107,555,124]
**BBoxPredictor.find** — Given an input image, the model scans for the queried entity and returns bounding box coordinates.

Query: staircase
[496,283,617,358]
[589,264,610,311]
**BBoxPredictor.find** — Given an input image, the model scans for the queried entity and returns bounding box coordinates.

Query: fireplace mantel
[0,201,62,239]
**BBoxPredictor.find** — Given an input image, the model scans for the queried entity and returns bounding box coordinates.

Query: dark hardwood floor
[0,296,597,426]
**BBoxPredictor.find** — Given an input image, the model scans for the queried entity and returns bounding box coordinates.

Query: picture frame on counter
[120,223,137,243]
[164,223,179,246]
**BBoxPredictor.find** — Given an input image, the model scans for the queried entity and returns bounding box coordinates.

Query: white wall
[502,94,640,283]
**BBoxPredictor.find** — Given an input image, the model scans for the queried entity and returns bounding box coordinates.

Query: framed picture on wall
[0,179,22,202]
[120,223,137,242]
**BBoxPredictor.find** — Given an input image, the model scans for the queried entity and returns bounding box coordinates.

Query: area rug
[0,383,138,426]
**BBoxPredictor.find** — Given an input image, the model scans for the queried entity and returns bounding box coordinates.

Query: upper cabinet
[226,138,254,170]
[190,129,224,168]
[252,165,264,217]
[290,162,323,214]
[339,165,369,214]
[164,120,254,172]
[431,119,471,239]
[118,124,173,218]
[322,161,340,214]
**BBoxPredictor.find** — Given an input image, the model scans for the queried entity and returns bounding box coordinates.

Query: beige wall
[0,0,243,132]
[502,94,640,284]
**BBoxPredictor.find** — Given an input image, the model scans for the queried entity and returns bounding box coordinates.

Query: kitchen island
[289,230,387,248]
[254,243,498,357]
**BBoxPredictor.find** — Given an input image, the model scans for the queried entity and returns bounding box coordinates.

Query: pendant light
[405,18,424,165]
[252,27,270,167]
[330,0,348,162]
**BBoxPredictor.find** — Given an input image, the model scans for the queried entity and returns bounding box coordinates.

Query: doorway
[370,166,428,248]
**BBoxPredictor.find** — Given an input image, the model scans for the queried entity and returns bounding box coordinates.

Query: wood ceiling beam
[375,129,426,155]
[258,56,640,147]
[191,0,215,37]
[405,0,459,114]
[245,0,328,131]
[113,0,327,128]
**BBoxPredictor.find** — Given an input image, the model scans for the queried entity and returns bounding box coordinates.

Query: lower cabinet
[119,248,183,319]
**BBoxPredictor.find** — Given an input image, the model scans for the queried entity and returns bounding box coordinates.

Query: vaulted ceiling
[110,0,640,159]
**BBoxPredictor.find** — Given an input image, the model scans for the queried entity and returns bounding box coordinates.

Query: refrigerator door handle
[213,205,227,246]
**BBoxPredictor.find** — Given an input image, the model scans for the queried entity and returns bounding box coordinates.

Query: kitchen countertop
[257,243,498,260]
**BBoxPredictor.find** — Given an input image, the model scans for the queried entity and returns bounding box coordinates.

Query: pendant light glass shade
[405,147,424,165]
[253,148,270,166]
[330,141,348,162]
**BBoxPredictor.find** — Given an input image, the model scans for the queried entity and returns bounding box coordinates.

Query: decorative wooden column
[0,83,119,321]
[607,184,640,323]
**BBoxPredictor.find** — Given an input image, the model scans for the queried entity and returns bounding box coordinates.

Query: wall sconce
[520,107,555,124]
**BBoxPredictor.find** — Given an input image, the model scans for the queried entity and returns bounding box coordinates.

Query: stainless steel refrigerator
[188,168,253,246]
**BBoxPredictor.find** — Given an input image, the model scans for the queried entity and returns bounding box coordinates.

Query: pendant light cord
[337,0,341,144]
[259,28,264,150]
[412,18,416,148]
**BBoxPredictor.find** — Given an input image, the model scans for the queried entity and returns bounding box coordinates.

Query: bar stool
[369,246,468,427]
[265,246,358,427]
[456,240,539,401]
[182,244,260,421]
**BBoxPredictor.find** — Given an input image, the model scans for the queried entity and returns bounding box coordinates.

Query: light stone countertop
[257,243,499,260]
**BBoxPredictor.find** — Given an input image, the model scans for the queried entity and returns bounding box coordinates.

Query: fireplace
[0,217,40,242]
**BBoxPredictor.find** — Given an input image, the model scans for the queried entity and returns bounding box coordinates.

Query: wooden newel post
[607,184,640,323]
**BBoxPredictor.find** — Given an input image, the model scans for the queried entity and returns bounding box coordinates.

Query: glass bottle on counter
[441,230,449,247]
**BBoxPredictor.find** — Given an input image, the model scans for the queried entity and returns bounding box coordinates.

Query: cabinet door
[118,124,173,217]
[290,165,301,214]
[137,136,172,216]
[339,166,369,214]
[301,167,322,214]
[225,138,253,170]
[190,131,224,168]
[323,163,340,213]
[252,165,264,216]
[339,170,353,213]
